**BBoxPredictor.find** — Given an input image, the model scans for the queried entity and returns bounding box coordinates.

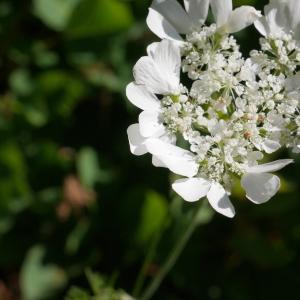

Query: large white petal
[246,159,294,174]
[133,40,181,95]
[127,124,148,156]
[147,42,159,58]
[172,177,211,202]
[145,138,198,177]
[285,74,300,92]
[207,182,235,218]
[254,17,269,36]
[139,111,165,138]
[133,56,171,95]
[294,24,300,40]
[266,6,282,33]
[241,173,280,204]
[126,82,160,111]
[146,8,183,41]
[152,40,181,93]
[261,139,281,154]
[259,2,290,37]
[145,138,192,157]
[267,5,286,35]
[156,155,199,177]
[151,0,193,34]
[210,0,232,27]
[184,0,209,25]
[285,0,300,32]
[225,6,261,33]
[152,155,166,167]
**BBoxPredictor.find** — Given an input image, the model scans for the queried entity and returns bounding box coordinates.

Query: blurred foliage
[65,270,134,300]
[0,0,299,300]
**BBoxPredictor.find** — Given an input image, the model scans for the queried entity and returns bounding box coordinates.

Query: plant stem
[132,219,169,297]
[140,204,202,300]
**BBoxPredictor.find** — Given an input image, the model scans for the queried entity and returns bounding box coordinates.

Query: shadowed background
[0,0,299,299]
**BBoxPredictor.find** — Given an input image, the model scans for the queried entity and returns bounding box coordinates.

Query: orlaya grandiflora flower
[126,86,175,156]
[210,0,261,34]
[127,39,180,156]
[174,158,294,218]
[146,0,260,42]
[133,39,181,95]
[240,159,294,204]
[255,0,300,39]
[147,0,210,42]
[145,137,293,218]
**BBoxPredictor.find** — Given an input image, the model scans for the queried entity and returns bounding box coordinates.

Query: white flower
[133,40,181,95]
[127,124,148,156]
[147,0,210,41]
[255,0,300,39]
[127,83,167,141]
[127,39,182,156]
[126,1,298,218]
[210,0,261,34]
[172,178,236,218]
[252,138,281,154]
[241,159,294,204]
[145,138,199,178]
[172,159,293,218]
[126,83,167,156]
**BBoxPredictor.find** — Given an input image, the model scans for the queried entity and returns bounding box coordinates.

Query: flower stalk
[140,203,203,300]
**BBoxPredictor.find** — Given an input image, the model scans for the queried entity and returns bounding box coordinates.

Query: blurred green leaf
[66,219,90,255]
[23,105,48,127]
[65,270,135,300]
[33,0,80,31]
[67,0,133,38]
[77,147,113,187]
[36,70,86,119]
[195,201,214,225]
[77,148,100,188]
[66,287,91,300]
[0,217,14,235]
[0,143,31,213]
[9,69,35,97]
[135,191,168,245]
[20,245,67,300]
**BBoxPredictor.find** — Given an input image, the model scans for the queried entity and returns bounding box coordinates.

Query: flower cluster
[126,0,298,218]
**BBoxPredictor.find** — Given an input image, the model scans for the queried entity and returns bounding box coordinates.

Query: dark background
[0,0,299,299]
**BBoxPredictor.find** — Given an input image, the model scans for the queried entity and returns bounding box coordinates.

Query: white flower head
[126,0,298,218]
[255,0,300,39]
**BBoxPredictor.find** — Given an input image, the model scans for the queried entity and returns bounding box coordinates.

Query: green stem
[140,204,202,300]
[132,219,169,298]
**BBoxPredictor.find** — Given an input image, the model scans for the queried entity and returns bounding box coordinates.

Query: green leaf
[65,287,91,300]
[135,191,168,245]
[0,143,31,213]
[67,0,133,38]
[37,70,86,118]
[20,245,67,300]
[65,220,90,255]
[9,69,35,97]
[33,0,80,31]
[23,105,48,127]
[77,148,100,188]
